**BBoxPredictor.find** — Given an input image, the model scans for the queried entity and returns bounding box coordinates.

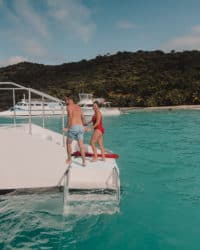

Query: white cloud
[164,36,200,50]
[23,39,47,57]
[0,0,96,64]
[0,0,49,59]
[47,0,96,42]
[162,25,200,51]
[0,28,47,58]
[12,0,49,38]
[116,20,137,30]
[0,56,27,67]
[191,25,200,33]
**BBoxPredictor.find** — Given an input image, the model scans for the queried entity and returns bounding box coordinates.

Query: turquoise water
[1,110,200,249]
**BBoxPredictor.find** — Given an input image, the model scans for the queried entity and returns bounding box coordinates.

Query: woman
[87,101,105,161]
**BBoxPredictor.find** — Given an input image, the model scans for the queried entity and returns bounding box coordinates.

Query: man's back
[65,97,86,166]
[68,104,84,126]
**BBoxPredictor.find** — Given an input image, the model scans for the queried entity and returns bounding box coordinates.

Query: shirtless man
[63,96,86,166]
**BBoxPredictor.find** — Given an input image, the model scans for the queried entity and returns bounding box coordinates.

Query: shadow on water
[0,192,120,250]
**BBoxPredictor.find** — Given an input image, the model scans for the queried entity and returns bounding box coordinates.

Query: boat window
[36,104,41,106]
[103,102,111,108]
[44,104,48,106]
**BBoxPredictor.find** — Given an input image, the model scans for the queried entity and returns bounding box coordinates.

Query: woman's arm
[85,119,92,126]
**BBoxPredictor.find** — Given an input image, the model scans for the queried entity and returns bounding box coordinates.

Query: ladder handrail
[113,166,120,202]
[0,82,64,104]
[0,81,66,146]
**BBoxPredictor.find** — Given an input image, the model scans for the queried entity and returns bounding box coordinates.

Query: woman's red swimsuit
[92,114,105,134]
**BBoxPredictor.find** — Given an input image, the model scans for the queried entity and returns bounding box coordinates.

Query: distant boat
[78,93,121,116]
[0,94,66,117]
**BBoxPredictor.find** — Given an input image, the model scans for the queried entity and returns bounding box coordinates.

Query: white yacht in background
[78,93,121,117]
[0,94,66,117]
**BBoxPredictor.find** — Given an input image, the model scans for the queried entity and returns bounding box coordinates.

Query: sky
[1,0,200,67]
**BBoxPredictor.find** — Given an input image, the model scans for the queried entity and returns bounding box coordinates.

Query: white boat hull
[0,123,120,193]
[78,93,121,117]
[82,107,121,117]
[0,109,67,117]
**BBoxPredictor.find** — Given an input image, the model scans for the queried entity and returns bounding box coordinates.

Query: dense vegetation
[1,50,200,109]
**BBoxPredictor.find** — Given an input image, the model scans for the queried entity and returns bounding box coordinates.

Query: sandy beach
[120,105,200,112]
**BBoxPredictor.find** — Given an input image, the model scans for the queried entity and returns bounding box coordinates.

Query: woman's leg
[97,134,105,160]
[90,130,100,160]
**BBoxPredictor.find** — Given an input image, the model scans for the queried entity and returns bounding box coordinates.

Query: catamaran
[0,82,120,214]
[0,94,66,117]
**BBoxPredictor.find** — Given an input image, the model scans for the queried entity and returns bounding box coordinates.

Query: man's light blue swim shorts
[67,125,84,141]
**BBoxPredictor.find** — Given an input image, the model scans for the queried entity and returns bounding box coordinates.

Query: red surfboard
[72,151,119,159]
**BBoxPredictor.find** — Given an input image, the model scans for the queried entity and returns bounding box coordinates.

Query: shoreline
[120,105,200,112]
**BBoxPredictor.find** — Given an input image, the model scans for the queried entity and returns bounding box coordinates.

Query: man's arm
[81,111,86,126]
[67,106,73,128]
[63,106,72,132]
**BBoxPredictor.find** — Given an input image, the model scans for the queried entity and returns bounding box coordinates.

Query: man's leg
[78,139,86,166]
[66,137,72,165]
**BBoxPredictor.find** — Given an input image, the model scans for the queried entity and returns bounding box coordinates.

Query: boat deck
[0,124,66,191]
[68,158,118,190]
[0,124,119,194]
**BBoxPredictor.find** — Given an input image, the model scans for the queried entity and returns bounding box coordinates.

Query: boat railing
[79,93,93,101]
[62,164,120,206]
[0,81,66,147]
[113,166,120,202]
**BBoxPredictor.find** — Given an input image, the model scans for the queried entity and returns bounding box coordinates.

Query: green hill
[1,50,200,109]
